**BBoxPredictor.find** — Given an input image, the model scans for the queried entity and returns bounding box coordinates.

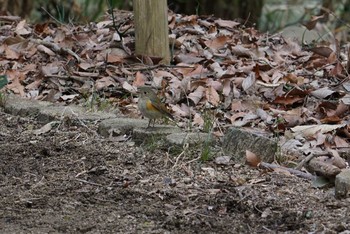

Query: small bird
[137,86,174,128]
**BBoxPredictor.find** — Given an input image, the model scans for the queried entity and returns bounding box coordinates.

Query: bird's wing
[152,100,174,120]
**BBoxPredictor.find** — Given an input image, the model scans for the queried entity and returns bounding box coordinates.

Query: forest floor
[1,109,349,233]
[1,8,350,233]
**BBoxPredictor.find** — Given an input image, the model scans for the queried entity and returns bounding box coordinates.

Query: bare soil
[1,109,349,233]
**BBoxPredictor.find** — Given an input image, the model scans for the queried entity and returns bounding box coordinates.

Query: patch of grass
[0,74,8,108]
[201,141,212,161]
[202,109,215,133]
[140,135,166,153]
[201,109,216,161]
[0,92,7,108]
[82,92,113,112]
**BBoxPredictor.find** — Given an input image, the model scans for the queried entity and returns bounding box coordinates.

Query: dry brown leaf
[259,71,270,83]
[302,14,326,30]
[214,19,240,28]
[206,86,220,106]
[26,79,42,90]
[309,46,333,58]
[245,150,261,168]
[37,45,55,56]
[291,124,346,138]
[188,86,205,105]
[222,79,232,96]
[333,136,350,148]
[107,53,124,63]
[41,64,61,76]
[133,72,146,87]
[174,54,204,64]
[310,87,335,99]
[60,94,79,101]
[171,103,191,117]
[242,73,255,91]
[185,65,207,78]
[335,101,349,116]
[340,94,350,105]
[193,112,204,126]
[15,20,31,35]
[32,121,59,135]
[122,81,136,93]
[320,116,341,124]
[210,62,225,77]
[207,79,222,91]
[6,70,25,96]
[273,96,304,106]
[231,45,255,58]
[329,62,343,76]
[327,149,347,169]
[231,100,244,112]
[95,77,116,91]
[314,131,326,146]
[204,35,230,50]
[5,45,20,59]
[79,63,95,70]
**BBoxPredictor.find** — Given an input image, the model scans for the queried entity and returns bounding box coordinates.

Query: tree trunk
[133,0,170,64]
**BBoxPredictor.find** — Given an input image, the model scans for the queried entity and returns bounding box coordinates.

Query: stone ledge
[222,127,277,163]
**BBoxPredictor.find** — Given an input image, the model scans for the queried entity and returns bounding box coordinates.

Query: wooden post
[133,0,170,64]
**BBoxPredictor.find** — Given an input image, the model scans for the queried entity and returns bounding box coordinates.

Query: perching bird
[137,86,174,127]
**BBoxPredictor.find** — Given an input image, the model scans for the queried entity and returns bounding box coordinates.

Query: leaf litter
[0,10,350,232]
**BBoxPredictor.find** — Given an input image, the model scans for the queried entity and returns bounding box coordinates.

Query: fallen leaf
[242,72,255,91]
[273,96,304,105]
[15,20,31,35]
[95,77,116,91]
[215,156,231,165]
[310,87,335,99]
[206,86,220,106]
[204,35,230,50]
[291,124,346,138]
[60,94,79,101]
[245,150,261,168]
[32,121,60,135]
[133,71,146,87]
[214,19,240,28]
[188,86,205,104]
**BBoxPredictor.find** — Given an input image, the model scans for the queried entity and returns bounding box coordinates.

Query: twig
[75,178,103,187]
[0,16,21,22]
[259,162,315,180]
[107,64,194,72]
[185,156,201,165]
[172,149,186,169]
[30,38,82,62]
[44,75,88,83]
[295,153,317,170]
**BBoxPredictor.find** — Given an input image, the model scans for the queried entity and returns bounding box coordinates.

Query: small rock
[98,118,149,137]
[163,177,176,187]
[335,169,350,199]
[215,156,231,165]
[223,127,277,163]
[133,125,181,143]
[166,132,214,146]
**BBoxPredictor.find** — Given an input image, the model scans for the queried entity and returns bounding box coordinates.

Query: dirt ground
[0,109,349,234]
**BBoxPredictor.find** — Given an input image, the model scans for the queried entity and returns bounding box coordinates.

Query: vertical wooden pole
[133,0,170,64]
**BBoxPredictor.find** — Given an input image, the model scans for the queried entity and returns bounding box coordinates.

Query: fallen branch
[259,162,315,180]
[30,38,82,62]
[305,158,342,179]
